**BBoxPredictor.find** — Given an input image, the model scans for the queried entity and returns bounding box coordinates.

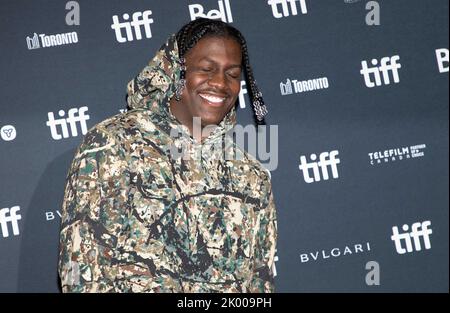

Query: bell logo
[391,221,432,254]
[189,0,233,23]
[46,106,90,140]
[0,206,21,238]
[435,48,449,73]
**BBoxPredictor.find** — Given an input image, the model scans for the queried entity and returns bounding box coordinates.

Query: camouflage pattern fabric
[58,35,277,293]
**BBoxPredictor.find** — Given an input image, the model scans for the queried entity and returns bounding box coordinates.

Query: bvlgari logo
[300,242,371,263]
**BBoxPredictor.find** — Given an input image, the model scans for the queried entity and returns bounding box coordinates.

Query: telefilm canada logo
[367,144,426,165]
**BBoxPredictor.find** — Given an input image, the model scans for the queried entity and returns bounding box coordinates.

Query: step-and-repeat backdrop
[0,0,448,292]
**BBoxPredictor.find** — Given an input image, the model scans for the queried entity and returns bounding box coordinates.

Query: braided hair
[176,18,268,125]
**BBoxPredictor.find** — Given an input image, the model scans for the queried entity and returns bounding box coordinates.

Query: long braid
[176,18,268,125]
[236,32,268,125]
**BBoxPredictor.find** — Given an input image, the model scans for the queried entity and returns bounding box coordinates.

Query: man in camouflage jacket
[58,31,277,293]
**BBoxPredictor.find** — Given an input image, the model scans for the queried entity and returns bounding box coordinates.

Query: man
[58,18,277,293]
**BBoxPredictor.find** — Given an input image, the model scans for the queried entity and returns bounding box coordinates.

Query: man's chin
[192,113,224,127]
[200,118,222,128]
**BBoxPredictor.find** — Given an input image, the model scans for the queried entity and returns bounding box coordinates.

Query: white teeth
[199,94,226,103]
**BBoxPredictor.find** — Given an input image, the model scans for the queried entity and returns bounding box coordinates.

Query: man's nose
[208,71,227,90]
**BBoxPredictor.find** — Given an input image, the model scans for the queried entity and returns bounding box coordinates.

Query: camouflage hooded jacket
[58,35,277,293]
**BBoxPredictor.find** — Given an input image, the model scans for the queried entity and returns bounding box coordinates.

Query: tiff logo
[435,48,449,73]
[268,0,307,19]
[46,106,90,140]
[360,55,401,88]
[189,0,233,23]
[0,206,21,238]
[298,150,340,183]
[111,10,154,43]
[272,250,279,277]
[238,80,247,109]
[391,221,432,254]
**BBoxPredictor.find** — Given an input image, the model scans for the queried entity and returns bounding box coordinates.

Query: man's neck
[169,98,216,143]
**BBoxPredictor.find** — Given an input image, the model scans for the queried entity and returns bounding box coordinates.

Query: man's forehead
[187,38,242,64]
[189,36,241,53]
[196,56,242,68]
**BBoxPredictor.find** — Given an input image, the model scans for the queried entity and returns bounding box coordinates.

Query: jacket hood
[126,34,237,144]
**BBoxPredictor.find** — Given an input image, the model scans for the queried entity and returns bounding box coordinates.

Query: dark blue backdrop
[0,0,448,292]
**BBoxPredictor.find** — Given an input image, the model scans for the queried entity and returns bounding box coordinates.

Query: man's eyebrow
[198,57,242,69]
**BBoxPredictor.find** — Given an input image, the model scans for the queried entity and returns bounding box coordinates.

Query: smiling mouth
[199,93,227,106]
